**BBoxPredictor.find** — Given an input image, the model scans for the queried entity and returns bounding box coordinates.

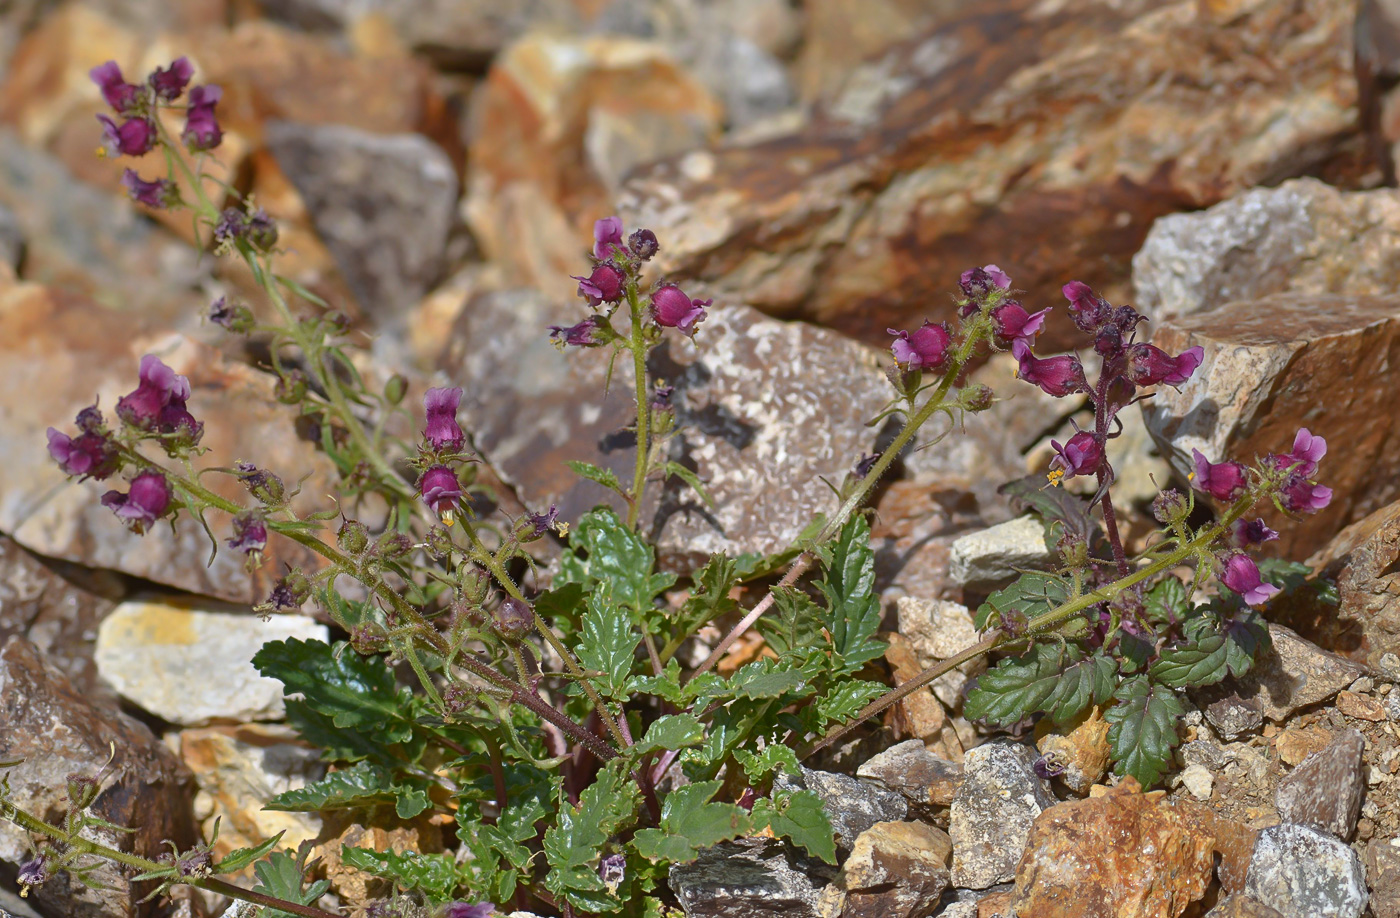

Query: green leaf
[728,659,815,700]
[964,643,1080,728]
[558,508,677,614]
[265,761,431,819]
[283,699,403,765]
[252,849,330,918]
[813,680,886,728]
[756,587,825,659]
[975,572,1072,631]
[1220,609,1271,678]
[1151,633,1230,688]
[673,555,742,638]
[577,592,641,699]
[544,763,641,913]
[816,516,885,672]
[632,781,751,863]
[632,714,704,757]
[534,582,587,641]
[1042,651,1117,724]
[1144,576,1189,626]
[343,848,461,903]
[213,832,285,874]
[457,767,554,903]
[1001,475,1101,547]
[253,639,417,748]
[734,745,801,783]
[567,460,626,496]
[663,461,715,509]
[750,788,836,864]
[1105,676,1185,788]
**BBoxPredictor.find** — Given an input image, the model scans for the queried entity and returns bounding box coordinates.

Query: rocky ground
[3,0,1400,917]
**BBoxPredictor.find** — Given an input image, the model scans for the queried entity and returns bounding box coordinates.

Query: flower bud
[275,370,308,405]
[426,524,454,558]
[350,622,389,656]
[66,771,100,807]
[959,384,995,413]
[1151,488,1190,526]
[888,321,951,371]
[337,518,369,554]
[209,296,255,334]
[959,265,1011,300]
[458,567,490,604]
[384,374,408,406]
[236,462,286,504]
[177,847,213,878]
[442,681,472,714]
[258,570,312,615]
[493,597,534,639]
[1056,528,1088,568]
[628,228,659,260]
[374,531,414,560]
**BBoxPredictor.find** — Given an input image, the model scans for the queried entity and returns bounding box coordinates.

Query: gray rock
[1204,895,1287,918]
[0,203,22,270]
[820,820,952,918]
[776,767,907,852]
[669,836,838,918]
[894,598,985,708]
[857,739,964,808]
[1244,823,1368,918]
[949,742,1055,889]
[265,121,458,326]
[95,601,328,726]
[947,516,1053,591]
[0,637,196,918]
[1275,729,1366,839]
[439,291,894,569]
[1246,625,1365,723]
[1198,682,1265,740]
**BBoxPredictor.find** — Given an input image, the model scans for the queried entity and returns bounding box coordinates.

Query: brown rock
[827,820,951,918]
[1365,835,1400,918]
[1143,292,1400,559]
[0,283,336,603]
[465,34,721,299]
[1243,626,1366,723]
[1012,781,1215,918]
[0,636,197,918]
[1204,895,1286,918]
[1034,705,1112,796]
[977,889,1015,918]
[883,633,947,741]
[856,739,964,808]
[1275,724,1337,767]
[1274,728,1365,839]
[1171,796,1258,895]
[1300,499,1400,667]
[1336,689,1387,722]
[894,597,985,708]
[794,0,963,102]
[618,0,1355,350]
[311,811,442,909]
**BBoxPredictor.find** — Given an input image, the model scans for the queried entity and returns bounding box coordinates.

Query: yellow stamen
[1047,468,1065,488]
[441,510,455,527]
[556,521,570,537]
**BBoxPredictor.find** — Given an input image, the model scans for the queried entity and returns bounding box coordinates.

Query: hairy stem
[1093,375,1130,576]
[625,284,650,531]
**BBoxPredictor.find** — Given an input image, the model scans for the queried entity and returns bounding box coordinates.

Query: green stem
[625,285,650,531]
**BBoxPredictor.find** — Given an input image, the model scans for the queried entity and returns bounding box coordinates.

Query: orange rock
[1337,689,1387,721]
[1034,705,1112,795]
[882,632,947,741]
[1275,724,1335,766]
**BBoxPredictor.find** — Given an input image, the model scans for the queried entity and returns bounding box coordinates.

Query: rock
[312,811,443,907]
[464,33,721,299]
[1179,763,1215,801]
[0,203,21,270]
[0,636,196,918]
[1365,837,1400,918]
[819,820,951,918]
[1133,180,1400,329]
[1034,707,1112,796]
[0,288,339,603]
[947,516,1052,591]
[618,0,1356,350]
[1233,625,1365,723]
[1205,896,1286,918]
[975,889,1015,918]
[179,724,325,875]
[776,768,908,853]
[1336,690,1387,722]
[438,290,894,568]
[882,633,949,743]
[1198,683,1265,741]
[1274,729,1365,839]
[669,836,838,918]
[265,121,458,326]
[895,598,986,708]
[1173,798,1259,896]
[1303,499,1400,668]
[95,600,328,725]
[794,0,963,102]
[1276,724,1339,768]
[1244,823,1368,918]
[949,742,1055,889]
[856,739,964,808]
[1011,780,1215,918]
[1141,292,1400,559]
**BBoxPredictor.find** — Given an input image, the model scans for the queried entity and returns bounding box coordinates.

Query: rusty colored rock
[1205,896,1286,918]
[1173,797,1260,895]
[1336,689,1387,722]
[1276,724,1338,768]
[1011,780,1215,918]
[794,0,964,102]
[1034,705,1112,796]
[883,633,947,742]
[619,0,1355,350]
[824,820,952,918]
[312,811,442,909]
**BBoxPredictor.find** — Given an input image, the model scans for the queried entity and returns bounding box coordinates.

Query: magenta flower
[419,466,462,517]
[227,513,267,555]
[650,284,709,336]
[629,228,659,260]
[117,355,192,429]
[1011,339,1086,397]
[1229,517,1279,548]
[1049,431,1103,482]
[889,321,952,370]
[101,471,172,533]
[1282,428,1326,477]
[89,61,144,114]
[573,263,625,306]
[1220,554,1279,607]
[991,302,1048,346]
[47,429,118,480]
[593,216,626,260]
[97,114,157,157]
[1281,474,1332,514]
[549,315,606,348]
[423,387,466,452]
[148,57,193,100]
[120,169,177,209]
[1126,343,1204,388]
[959,264,1011,298]
[182,84,223,152]
[1062,281,1109,333]
[1191,449,1247,502]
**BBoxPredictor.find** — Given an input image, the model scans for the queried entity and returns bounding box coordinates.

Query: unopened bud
[425,524,454,559]
[384,373,408,406]
[275,370,308,405]
[66,772,99,807]
[337,518,369,554]
[374,531,413,560]
[960,384,995,413]
[628,228,659,261]
[442,681,472,714]
[236,462,286,504]
[349,622,388,656]
[1152,488,1190,526]
[459,567,490,604]
[493,597,534,639]
[1056,528,1088,568]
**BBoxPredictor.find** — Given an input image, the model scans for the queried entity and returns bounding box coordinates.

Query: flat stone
[1302,499,1400,668]
[882,633,948,742]
[1365,837,1400,918]
[947,517,1053,591]
[1011,780,1215,918]
[895,597,986,708]
[1197,682,1265,741]
[1237,625,1365,723]
[1336,690,1387,721]
[669,836,838,918]
[438,290,894,569]
[1244,823,1368,918]
[1205,896,1286,918]
[266,121,458,327]
[856,739,964,807]
[0,637,196,918]
[95,601,328,725]
[819,820,951,918]
[949,742,1055,889]
[1179,763,1215,802]
[1274,729,1366,839]
[776,768,908,853]
[1141,292,1400,559]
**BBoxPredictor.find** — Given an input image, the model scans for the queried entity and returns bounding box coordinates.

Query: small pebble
[1337,690,1386,722]
[1180,763,1214,801]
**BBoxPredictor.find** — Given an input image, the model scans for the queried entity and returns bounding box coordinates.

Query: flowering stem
[625,284,650,531]
[1092,374,1130,576]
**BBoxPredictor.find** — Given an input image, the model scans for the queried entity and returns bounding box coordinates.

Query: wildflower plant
[4,58,1337,918]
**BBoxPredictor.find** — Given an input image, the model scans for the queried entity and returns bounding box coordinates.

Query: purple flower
[75,405,106,433]
[101,471,173,533]
[97,114,157,157]
[117,355,192,429]
[1049,431,1103,482]
[991,302,1048,346]
[888,321,952,370]
[261,571,311,613]
[549,315,606,348]
[90,61,144,114]
[1220,553,1279,607]
[209,296,254,333]
[650,385,674,411]
[629,228,659,260]
[573,263,626,306]
[148,57,193,100]
[445,903,496,918]
[227,513,267,555]
[600,852,626,889]
[1062,281,1109,333]
[213,207,277,251]
[420,465,462,517]
[1126,343,1204,388]
[120,169,178,209]
[47,428,118,480]
[1284,428,1327,477]
[1229,517,1279,548]
[853,452,881,478]
[423,387,466,452]
[1281,474,1332,514]
[593,216,626,260]
[17,854,47,891]
[182,84,223,152]
[650,284,709,336]
[1033,753,1066,780]
[525,504,559,538]
[1191,449,1248,502]
[959,264,1011,299]
[1011,339,1086,398]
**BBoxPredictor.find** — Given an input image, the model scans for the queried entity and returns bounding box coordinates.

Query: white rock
[1245,823,1368,918]
[948,516,1052,590]
[1179,763,1214,801]
[96,601,326,725]
[895,597,986,707]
